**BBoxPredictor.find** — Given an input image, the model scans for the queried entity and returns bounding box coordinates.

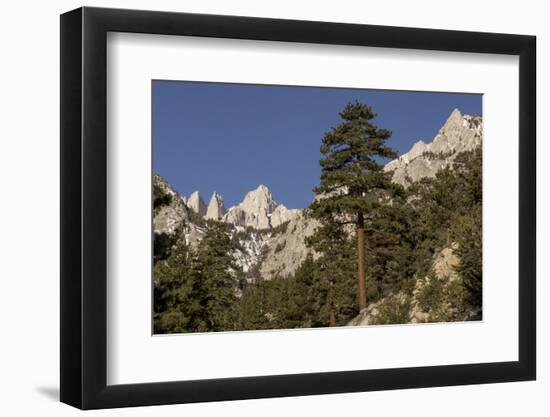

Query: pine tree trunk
[329,283,337,326]
[357,213,367,311]
[329,307,336,327]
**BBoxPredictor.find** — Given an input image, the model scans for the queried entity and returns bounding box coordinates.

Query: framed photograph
[60,6,536,409]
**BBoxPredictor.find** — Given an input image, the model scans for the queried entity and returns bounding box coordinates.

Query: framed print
[60,7,536,410]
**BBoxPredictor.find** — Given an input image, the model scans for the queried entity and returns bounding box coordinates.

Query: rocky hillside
[220,185,299,229]
[344,109,483,326]
[153,174,188,236]
[347,245,481,326]
[259,211,319,279]
[152,177,315,281]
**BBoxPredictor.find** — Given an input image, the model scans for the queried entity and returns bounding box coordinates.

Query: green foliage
[305,222,358,326]
[415,273,468,323]
[153,241,200,333]
[309,101,398,226]
[451,204,482,306]
[364,203,416,299]
[307,101,400,313]
[281,256,317,327]
[244,245,269,283]
[153,184,173,209]
[193,221,241,331]
[404,147,482,286]
[415,273,445,313]
[371,294,411,325]
[188,209,207,226]
[153,231,178,263]
[237,251,358,329]
[154,221,242,333]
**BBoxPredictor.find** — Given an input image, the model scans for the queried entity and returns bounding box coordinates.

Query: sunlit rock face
[384,109,482,187]
[205,191,226,220]
[270,204,300,229]
[153,174,188,236]
[259,211,319,280]
[222,185,298,230]
[186,191,207,216]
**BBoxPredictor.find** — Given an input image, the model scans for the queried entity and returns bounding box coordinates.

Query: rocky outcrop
[222,185,299,230]
[222,206,247,226]
[259,212,319,279]
[152,178,310,279]
[186,191,207,216]
[241,184,277,214]
[183,185,300,230]
[384,109,482,186]
[347,292,410,326]
[226,185,275,229]
[270,204,299,228]
[347,245,480,326]
[232,228,271,275]
[153,174,188,236]
[205,191,226,220]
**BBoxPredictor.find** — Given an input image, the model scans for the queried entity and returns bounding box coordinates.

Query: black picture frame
[60,6,536,410]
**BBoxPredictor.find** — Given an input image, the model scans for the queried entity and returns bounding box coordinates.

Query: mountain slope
[384,109,482,186]
[153,173,188,236]
[347,244,481,326]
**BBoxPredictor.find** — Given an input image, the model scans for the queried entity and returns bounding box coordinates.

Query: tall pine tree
[309,101,398,311]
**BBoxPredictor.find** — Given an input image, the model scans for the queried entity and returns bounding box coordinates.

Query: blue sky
[153,81,482,209]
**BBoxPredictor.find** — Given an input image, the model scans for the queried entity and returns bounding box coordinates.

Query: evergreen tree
[153,231,179,264]
[154,220,243,333]
[153,241,202,333]
[153,183,173,209]
[309,101,398,311]
[365,203,415,299]
[237,281,271,330]
[306,222,357,326]
[280,255,317,327]
[193,221,241,331]
[449,148,482,307]
[451,204,482,307]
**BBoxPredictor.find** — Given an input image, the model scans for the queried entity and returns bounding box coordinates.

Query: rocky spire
[240,184,277,215]
[186,191,207,216]
[221,184,299,229]
[205,191,227,220]
[429,108,467,154]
